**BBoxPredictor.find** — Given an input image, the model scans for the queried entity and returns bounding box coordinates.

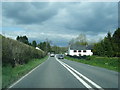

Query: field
[65,56,120,72]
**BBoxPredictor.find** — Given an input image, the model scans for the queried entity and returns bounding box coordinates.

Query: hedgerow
[2,35,46,67]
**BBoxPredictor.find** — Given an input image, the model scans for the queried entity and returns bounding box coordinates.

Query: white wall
[68,49,93,56]
[69,50,79,56]
[81,50,93,56]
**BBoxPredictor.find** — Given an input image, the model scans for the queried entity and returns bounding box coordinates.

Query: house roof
[86,45,93,50]
[70,44,93,50]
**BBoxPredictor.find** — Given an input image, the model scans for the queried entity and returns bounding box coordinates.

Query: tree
[16,36,29,45]
[69,38,75,45]
[45,38,52,52]
[76,34,87,44]
[69,33,88,46]
[16,36,20,41]
[93,28,120,57]
[112,28,120,56]
[113,28,120,43]
[22,36,29,44]
[32,40,37,47]
[37,39,52,53]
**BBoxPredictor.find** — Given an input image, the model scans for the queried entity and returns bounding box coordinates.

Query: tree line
[93,28,120,57]
[16,36,67,54]
[16,36,51,53]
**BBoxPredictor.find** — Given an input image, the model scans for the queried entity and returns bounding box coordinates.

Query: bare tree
[69,33,88,46]
[69,38,75,45]
[76,34,87,43]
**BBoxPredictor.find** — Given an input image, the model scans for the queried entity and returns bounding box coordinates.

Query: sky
[1,2,118,46]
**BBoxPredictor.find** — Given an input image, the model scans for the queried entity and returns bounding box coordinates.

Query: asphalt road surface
[9,55,119,89]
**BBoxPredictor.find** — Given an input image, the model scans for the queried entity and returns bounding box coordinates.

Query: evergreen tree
[32,40,37,47]
[16,36,29,45]
[112,28,120,56]
[16,36,20,41]
[93,28,120,57]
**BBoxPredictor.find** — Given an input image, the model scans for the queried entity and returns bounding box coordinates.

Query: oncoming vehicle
[50,53,55,57]
[58,54,64,59]
[50,52,55,57]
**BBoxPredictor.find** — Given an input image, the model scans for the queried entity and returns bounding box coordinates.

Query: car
[58,54,64,59]
[50,53,55,57]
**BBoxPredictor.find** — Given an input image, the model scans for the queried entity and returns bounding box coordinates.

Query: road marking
[55,55,103,90]
[56,57,93,89]
[8,56,50,89]
[62,61,103,89]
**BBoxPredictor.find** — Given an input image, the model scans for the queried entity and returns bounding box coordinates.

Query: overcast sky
[1,2,118,46]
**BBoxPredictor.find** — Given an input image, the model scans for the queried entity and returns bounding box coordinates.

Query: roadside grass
[65,56,120,72]
[2,56,48,88]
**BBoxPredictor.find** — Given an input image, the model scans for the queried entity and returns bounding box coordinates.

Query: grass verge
[2,56,48,88]
[65,56,120,72]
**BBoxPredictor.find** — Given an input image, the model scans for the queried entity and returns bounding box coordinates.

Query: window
[74,50,77,52]
[78,50,81,52]
[91,49,93,52]
[83,50,86,52]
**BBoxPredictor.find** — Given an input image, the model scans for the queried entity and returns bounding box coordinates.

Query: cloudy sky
[1,2,118,46]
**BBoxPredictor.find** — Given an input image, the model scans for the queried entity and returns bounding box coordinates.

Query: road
[9,55,119,89]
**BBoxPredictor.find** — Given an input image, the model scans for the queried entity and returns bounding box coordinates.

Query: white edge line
[8,56,49,89]
[55,55,93,89]
[55,55,103,90]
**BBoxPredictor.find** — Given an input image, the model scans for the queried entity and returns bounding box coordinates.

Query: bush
[2,35,46,67]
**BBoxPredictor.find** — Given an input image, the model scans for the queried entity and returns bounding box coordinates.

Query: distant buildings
[68,44,93,56]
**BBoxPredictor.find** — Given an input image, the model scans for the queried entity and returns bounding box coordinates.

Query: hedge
[2,35,46,67]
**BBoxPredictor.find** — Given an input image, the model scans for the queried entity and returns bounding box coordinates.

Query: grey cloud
[62,2,117,33]
[2,2,118,46]
[37,2,117,35]
[2,2,59,24]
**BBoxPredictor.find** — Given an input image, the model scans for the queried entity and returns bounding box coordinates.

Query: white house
[35,47,41,50]
[68,44,93,56]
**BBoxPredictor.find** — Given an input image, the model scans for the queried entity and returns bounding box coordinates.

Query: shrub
[2,35,46,67]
